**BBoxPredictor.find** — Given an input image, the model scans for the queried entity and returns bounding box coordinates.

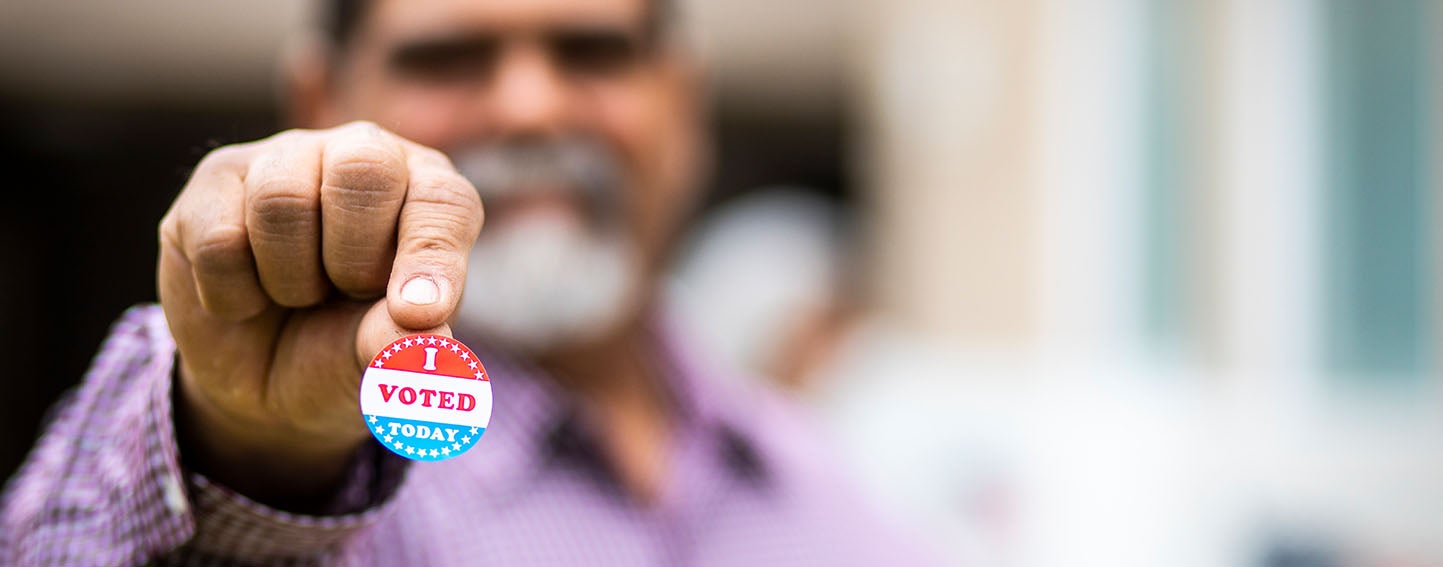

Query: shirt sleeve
[0,304,410,566]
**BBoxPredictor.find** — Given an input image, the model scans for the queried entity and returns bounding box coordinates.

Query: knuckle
[326,146,407,194]
[413,174,479,208]
[265,127,312,144]
[410,176,483,237]
[190,223,250,271]
[159,211,181,244]
[401,219,469,257]
[197,144,248,170]
[250,180,319,225]
[252,173,314,198]
[338,119,382,134]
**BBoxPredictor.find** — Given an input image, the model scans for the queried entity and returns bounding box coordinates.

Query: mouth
[450,138,626,233]
[470,173,627,236]
[482,189,592,232]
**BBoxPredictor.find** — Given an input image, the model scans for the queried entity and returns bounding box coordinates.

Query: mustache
[450,138,625,225]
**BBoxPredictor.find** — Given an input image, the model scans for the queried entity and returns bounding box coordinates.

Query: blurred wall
[848,0,1038,345]
[828,0,1441,565]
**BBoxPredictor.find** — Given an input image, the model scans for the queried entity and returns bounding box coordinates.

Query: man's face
[311,0,704,351]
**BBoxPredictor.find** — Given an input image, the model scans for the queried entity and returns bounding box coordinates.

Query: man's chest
[337,465,846,566]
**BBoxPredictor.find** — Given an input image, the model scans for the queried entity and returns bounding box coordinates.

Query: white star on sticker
[460,351,470,360]
[469,427,479,435]
[368,415,378,424]
[403,338,414,347]
[429,449,439,457]
[441,447,451,455]
[393,441,404,449]
[452,442,461,451]
[392,344,403,353]
[405,446,415,455]
[439,339,450,348]
[384,435,394,443]
[382,351,392,359]
[468,361,477,369]
[427,337,437,345]
[461,436,471,444]
[474,371,484,379]
[372,360,384,367]
[450,345,460,353]
[374,426,384,435]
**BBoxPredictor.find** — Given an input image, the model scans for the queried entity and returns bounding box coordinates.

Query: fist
[156,122,482,504]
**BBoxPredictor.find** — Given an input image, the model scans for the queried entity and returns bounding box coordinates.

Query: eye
[550,29,645,77]
[389,37,499,83]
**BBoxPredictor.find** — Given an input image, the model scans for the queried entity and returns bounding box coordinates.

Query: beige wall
[847,0,1039,346]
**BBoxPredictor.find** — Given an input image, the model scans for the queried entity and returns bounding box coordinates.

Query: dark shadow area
[0,97,279,480]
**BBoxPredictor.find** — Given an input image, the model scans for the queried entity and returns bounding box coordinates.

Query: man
[0,0,936,564]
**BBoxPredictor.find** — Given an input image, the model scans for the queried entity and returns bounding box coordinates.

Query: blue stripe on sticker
[364,414,486,462]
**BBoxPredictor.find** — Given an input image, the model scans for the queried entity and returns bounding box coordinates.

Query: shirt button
[162,474,189,516]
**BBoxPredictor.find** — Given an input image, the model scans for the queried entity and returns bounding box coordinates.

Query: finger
[158,240,285,419]
[266,298,452,440]
[265,298,376,439]
[320,121,410,298]
[245,131,328,307]
[386,144,484,330]
[165,148,270,321]
[356,297,452,374]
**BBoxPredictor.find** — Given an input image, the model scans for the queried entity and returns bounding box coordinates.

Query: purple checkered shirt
[1,305,939,566]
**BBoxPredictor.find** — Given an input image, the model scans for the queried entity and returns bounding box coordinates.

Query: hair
[321,0,676,49]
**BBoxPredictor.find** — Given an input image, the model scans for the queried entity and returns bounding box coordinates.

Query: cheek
[590,80,693,254]
[350,83,474,149]
[589,81,654,181]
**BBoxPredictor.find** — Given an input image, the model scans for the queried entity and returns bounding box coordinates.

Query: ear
[278,32,344,129]
[649,46,717,250]
[662,41,712,126]
[664,48,716,200]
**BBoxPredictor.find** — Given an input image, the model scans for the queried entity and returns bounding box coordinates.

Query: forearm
[1,305,410,565]
[1,305,192,565]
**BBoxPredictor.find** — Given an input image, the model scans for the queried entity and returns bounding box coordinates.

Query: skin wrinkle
[321,163,408,198]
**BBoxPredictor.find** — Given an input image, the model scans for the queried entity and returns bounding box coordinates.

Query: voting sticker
[360,334,491,462]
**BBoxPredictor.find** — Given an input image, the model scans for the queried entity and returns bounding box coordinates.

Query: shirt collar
[453,308,772,502]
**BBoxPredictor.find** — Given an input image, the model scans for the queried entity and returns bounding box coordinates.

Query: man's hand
[157,122,482,509]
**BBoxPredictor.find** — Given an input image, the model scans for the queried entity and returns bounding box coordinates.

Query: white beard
[455,208,641,354]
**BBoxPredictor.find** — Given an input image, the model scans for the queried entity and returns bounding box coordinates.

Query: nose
[484,43,571,138]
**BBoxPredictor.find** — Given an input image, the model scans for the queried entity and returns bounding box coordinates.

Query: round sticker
[360,334,491,462]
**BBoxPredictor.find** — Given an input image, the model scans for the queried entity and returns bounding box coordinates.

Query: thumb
[384,145,482,331]
[357,297,454,372]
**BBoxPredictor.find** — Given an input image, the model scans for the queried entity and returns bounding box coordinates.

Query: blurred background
[1,0,1438,565]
